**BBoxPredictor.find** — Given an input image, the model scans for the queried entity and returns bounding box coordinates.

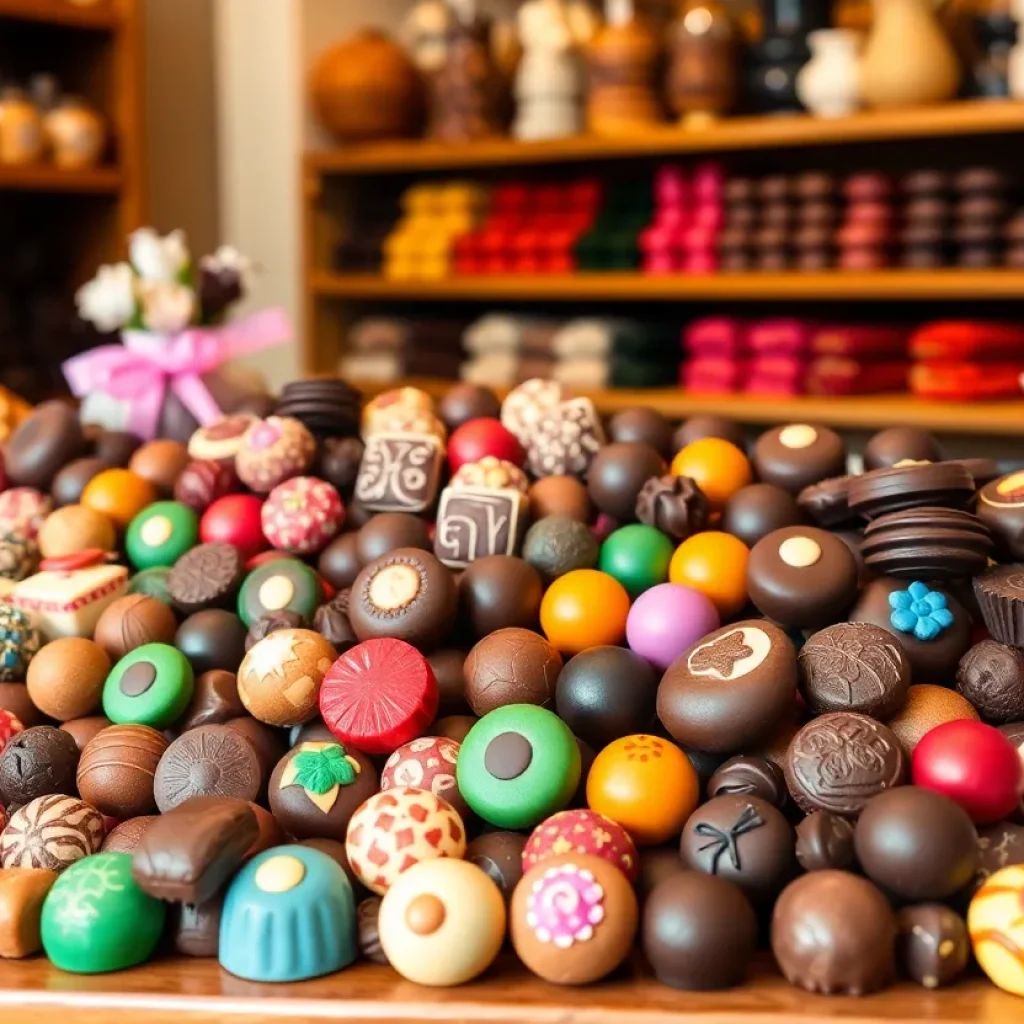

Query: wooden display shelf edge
[346,378,1024,437]
[312,270,1024,302]
[0,0,118,29]
[307,101,1024,175]
[0,957,1012,1024]
[0,164,122,194]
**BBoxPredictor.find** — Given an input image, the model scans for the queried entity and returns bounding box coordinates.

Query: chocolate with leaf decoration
[269,740,378,840]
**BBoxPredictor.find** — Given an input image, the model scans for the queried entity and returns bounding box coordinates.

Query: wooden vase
[586,12,663,136]
[0,88,43,166]
[667,2,738,125]
[44,96,106,169]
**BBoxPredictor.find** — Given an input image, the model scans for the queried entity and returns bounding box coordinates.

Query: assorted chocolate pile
[0,383,1023,998]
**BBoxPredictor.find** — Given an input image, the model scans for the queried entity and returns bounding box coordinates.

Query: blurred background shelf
[0,164,122,193]
[0,0,118,30]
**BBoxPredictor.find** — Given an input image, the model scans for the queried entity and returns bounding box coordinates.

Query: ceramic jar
[44,97,105,169]
[0,88,43,166]
[860,0,962,108]
[667,2,737,126]
[796,29,864,118]
[746,0,830,114]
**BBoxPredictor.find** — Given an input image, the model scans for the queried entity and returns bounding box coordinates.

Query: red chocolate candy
[523,808,638,882]
[912,720,1024,825]
[447,418,525,473]
[320,638,439,755]
[262,477,345,555]
[200,494,268,560]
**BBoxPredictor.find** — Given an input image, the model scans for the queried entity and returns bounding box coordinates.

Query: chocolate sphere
[796,812,856,872]
[464,627,562,716]
[0,726,80,808]
[51,456,110,507]
[864,428,943,472]
[528,476,591,522]
[26,638,109,721]
[438,383,501,432]
[93,594,178,661]
[459,555,543,638]
[4,401,87,489]
[522,515,599,585]
[587,442,667,522]
[721,484,803,548]
[608,408,674,459]
[356,513,431,563]
[175,609,248,675]
[427,648,469,715]
[897,904,970,989]
[129,440,190,497]
[93,431,142,467]
[673,416,745,452]
[643,871,757,990]
[317,532,363,591]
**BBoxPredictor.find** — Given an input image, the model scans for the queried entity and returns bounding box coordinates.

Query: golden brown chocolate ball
[528,476,592,523]
[93,594,178,661]
[77,724,169,818]
[26,638,110,720]
[129,439,191,497]
[37,505,116,559]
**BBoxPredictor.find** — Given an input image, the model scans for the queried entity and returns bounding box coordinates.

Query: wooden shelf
[348,378,1024,438]
[0,164,122,194]
[0,0,118,29]
[307,101,1024,176]
[313,270,1024,303]
[0,955,1011,1024]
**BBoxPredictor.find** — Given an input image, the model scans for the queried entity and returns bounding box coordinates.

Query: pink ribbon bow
[63,308,292,440]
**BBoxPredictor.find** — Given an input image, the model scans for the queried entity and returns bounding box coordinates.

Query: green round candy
[125,501,199,571]
[599,524,674,599]
[456,704,580,829]
[237,558,324,628]
[127,567,174,605]
[41,853,165,973]
[102,642,194,728]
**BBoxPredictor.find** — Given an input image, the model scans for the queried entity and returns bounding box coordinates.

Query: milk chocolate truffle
[357,897,389,964]
[464,627,562,716]
[0,685,44,728]
[433,715,476,743]
[642,871,757,991]
[850,577,971,684]
[608,408,674,459]
[657,620,797,754]
[721,483,803,549]
[772,871,897,995]
[796,812,856,872]
[556,646,658,749]
[707,756,787,809]
[51,457,109,508]
[522,516,599,585]
[897,904,970,989]
[225,710,287,790]
[349,548,457,651]
[528,476,591,523]
[26,638,110,721]
[37,504,116,560]
[673,416,746,452]
[175,609,248,675]
[179,670,245,731]
[977,472,1024,560]
[93,594,178,661]
[785,713,905,817]
[855,787,978,901]
[438,383,501,432]
[101,815,157,854]
[864,428,943,472]
[637,847,686,900]
[753,424,846,495]
[317,533,363,591]
[957,639,1024,723]
[798,622,910,719]
[60,716,111,753]
[153,724,261,813]
[587,443,667,522]
[0,727,80,809]
[680,795,796,905]
[356,514,431,564]
[887,684,980,757]
[76,724,169,819]
[4,401,86,490]
[459,556,543,637]
[93,430,142,467]
[747,526,859,629]
[465,831,526,902]
[428,649,468,714]
[129,440,190,496]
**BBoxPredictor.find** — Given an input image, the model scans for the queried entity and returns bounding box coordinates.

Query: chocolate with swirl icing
[353,433,443,514]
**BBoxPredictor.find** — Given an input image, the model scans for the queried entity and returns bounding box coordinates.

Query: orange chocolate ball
[586,734,698,847]
[540,569,630,654]
[669,531,750,618]
[81,469,157,530]
[670,438,752,511]
[887,684,980,759]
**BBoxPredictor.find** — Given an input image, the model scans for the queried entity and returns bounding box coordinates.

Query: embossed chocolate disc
[485,732,533,780]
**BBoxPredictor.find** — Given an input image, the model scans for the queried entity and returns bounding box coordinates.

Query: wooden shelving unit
[0,164,122,194]
[0,0,119,31]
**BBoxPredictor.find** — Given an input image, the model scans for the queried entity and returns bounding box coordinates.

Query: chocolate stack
[641,166,689,274]
[745,319,815,396]
[552,318,678,389]
[575,178,650,271]
[274,378,361,440]
[753,175,793,272]
[900,171,952,270]
[838,173,894,271]
[792,172,838,271]
[718,176,756,272]
[910,320,1024,400]
[333,193,401,273]
[681,316,749,393]
[681,163,724,274]
[953,168,1009,268]
[461,314,557,385]
[338,318,468,383]
[1005,208,1024,267]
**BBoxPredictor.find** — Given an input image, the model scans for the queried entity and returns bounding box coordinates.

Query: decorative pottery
[971,11,1017,97]
[0,88,43,166]
[860,0,962,108]
[668,2,738,126]
[746,0,830,114]
[44,97,106,170]
[311,29,423,142]
[796,29,864,118]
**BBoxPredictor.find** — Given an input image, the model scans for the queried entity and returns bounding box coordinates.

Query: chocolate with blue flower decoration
[851,578,972,685]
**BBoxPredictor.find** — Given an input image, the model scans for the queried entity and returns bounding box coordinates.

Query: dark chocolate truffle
[51,457,111,507]
[607,407,674,459]
[458,555,543,637]
[357,897,389,964]
[527,476,591,523]
[432,715,477,743]
[427,648,468,714]
[175,609,248,675]
[587,442,667,522]
[465,830,526,901]
[642,871,757,990]
[977,472,1024,561]
[521,515,599,585]
[864,428,943,472]
[854,787,978,901]
[464,627,562,716]
[784,713,905,817]
[179,670,245,731]
[635,476,709,542]
[721,483,803,548]
[4,401,87,489]
[556,645,658,749]
[957,639,1024,724]
[438,383,501,432]
[771,871,897,995]
[356,513,431,563]
[795,812,856,872]
[896,904,969,989]
[637,847,686,901]
[679,794,796,905]
[657,620,798,754]
[312,600,355,652]
[317,532,363,591]
[798,622,910,718]
[0,726,80,809]
[706,756,787,809]
[673,416,746,452]
[316,437,364,500]
[93,430,142,467]
[753,424,846,495]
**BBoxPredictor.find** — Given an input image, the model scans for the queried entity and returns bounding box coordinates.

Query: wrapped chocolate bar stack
[2,367,1024,1005]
